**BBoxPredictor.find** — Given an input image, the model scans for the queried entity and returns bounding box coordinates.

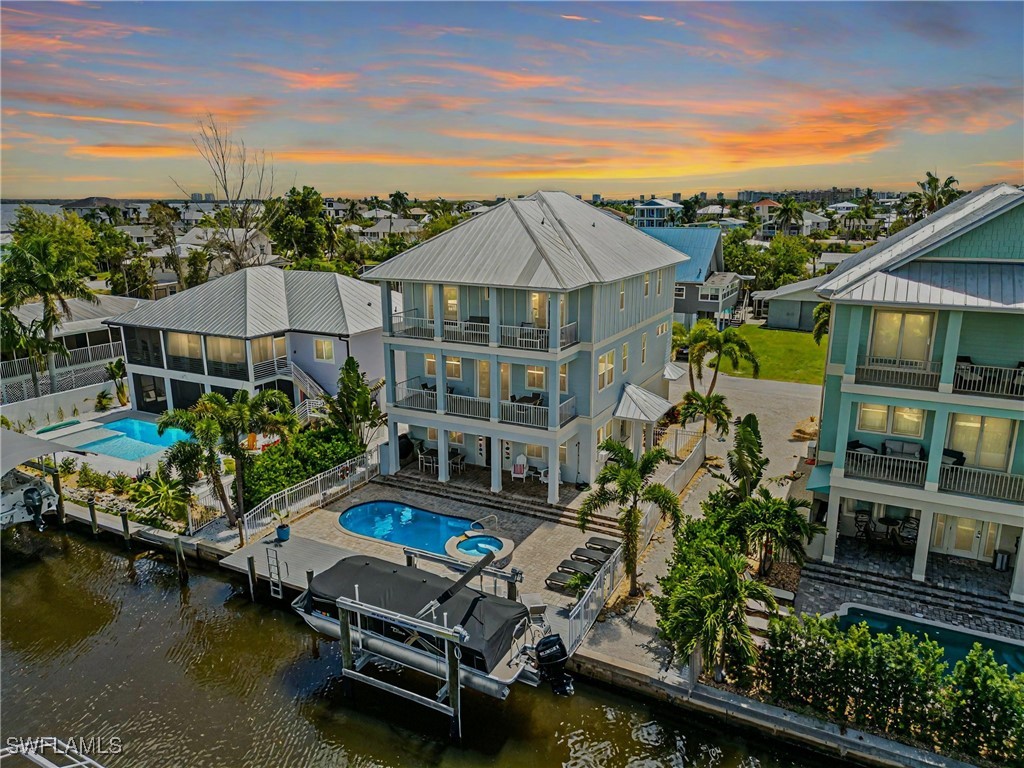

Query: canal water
[1,531,829,768]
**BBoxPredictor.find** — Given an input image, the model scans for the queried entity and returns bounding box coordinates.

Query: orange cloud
[65,175,123,182]
[6,109,193,131]
[360,93,488,113]
[560,15,598,23]
[240,64,358,91]
[422,61,577,90]
[0,31,149,56]
[4,129,77,145]
[2,6,160,37]
[440,128,620,150]
[68,143,194,159]
[3,88,277,120]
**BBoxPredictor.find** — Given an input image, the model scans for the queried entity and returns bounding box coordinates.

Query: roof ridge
[507,197,567,289]
[535,191,599,286]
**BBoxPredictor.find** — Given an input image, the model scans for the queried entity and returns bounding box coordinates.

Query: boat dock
[221,535,359,592]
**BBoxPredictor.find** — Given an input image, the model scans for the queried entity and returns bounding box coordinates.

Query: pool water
[458,536,502,556]
[79,418,191,461]
[838,607,1024,674]
[339,501,472,555]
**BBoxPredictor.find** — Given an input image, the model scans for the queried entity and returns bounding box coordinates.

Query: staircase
[289,361,328,425]
[801,560,1024,627]
[372,473,622,535]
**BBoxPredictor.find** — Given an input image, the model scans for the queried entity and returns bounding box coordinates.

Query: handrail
[290,360,328,399]
[471,514,498,530]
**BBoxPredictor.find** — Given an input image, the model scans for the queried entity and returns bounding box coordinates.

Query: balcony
[499,395,576,429]
[443,319,489,346]
[447,392,490,420]
[939,464,1024,504]
[125,339,164,369]
[206,360,248,381]
[392,310,433,339]
[252,356,290,380]
[166,355,204,374]
[394,378,438,412]
[393,378,577,429]
[1,341,125,380]
[951,362,1024,400]
[845,449,927,487]
[854,356,940,390]
[391,310,579,351]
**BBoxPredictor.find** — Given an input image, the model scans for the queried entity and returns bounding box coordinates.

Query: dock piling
[305,569,314,612]
[446,639,462,743]
[119,511,131,549]
[237,519,246,548]
[246,555,258,601]
[174,536,189,584]
[88,495,99,536]
[338,606,354,696]
[53,471,66,525]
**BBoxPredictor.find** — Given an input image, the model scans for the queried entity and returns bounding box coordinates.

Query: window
[598,350,615,390]
[425,353,436,376]
[596,420,611,445]
[526,365,546,389]
[443,285,458,321]
[621,343,629,373]
[699,287,718,302]
[644,273,650,297]
[675,286,686,299]
[446,356,462,380]
[657,322,668,336]
[857,403,925,438]
[559,443,567,464]
[427,427,438,441]
[166,332,201,360]
[425,284,435,321]
[891,407,924,438]
[559,363,568,393]
[530,292,548,329]
[526,444,544,459]
[857,403,890,433]
[449,431,464,445]
[870,310,934,362]
[314,339,334,362]
[641,333,648,364]
[657,271,663,295]
[619,281,625,310]
[252,335,285,363]
[948,414,1014,470]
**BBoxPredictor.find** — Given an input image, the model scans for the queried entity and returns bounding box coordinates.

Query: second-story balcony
[951,361,1024,400]
[854,356,941,390]
[206,360,248,381]
[391,310,579,351]
[393,377,577,429]
[1,341,125,380]
[252,355,290,380]
[125,338,164,368]
[845,448,927,488]
[938,464,1024,504]
[166,354,204,374]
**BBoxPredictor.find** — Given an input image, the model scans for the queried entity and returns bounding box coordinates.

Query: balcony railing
[559,322,579,348]
[206,360,248,381]
[166,354,204,374]
[252,356,290,380]
[447,392,490,420]
[854,356,941,390]
[63,341,124,368]
[845,450,927,487]
[394,378,438,412]
[442,320,489,346]
[125,340,164,368]
[392,309,434,339]
[558,395,577,425]
[500,399,548,428]
[952,363,1024,400]
[499,324,549,350]
[939,464,1024,503]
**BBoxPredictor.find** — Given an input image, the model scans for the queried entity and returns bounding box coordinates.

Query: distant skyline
[2,1,1022,199]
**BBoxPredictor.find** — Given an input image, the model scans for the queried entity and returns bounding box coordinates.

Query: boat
[292,554,572,700]
[1,469,57,531]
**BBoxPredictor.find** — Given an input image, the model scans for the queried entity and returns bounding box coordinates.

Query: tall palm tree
[2,236,97,391]
[678,390,732,438]
[578,440,682,596]
[773,197,802,237]
[812,302,831,345]
[158,407,234,522]
[105,357,129,406]
[388,190,410,233]
[689,324,761,397]
[711,414,769,503]
[657,541,776,681]
[905,171,962,219]
[727,488,824,576]
[683,319,715,391]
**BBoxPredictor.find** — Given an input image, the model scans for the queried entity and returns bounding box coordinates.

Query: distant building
[672,192,682,203]
[190,193,203,202]
[751,276,826,330]
[592,194,602,203]
[633,198,683,228]
[203,193,214,202]
[762,210,830,238]
[362,218,422,243]
[62,197,142,223]
[752,198,781,218]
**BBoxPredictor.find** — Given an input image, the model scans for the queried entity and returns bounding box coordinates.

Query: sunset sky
[2,1,1022,200]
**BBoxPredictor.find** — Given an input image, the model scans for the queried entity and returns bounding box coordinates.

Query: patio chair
[570,547,612,566]
[898,517,920,550]
[544,571,575,591]
[854,508,874,540]
[511,454,528,482]
[954,356,983,387]
[555,559,600,577]
[586,536,621,553]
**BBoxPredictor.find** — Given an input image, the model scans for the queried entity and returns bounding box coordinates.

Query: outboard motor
[535,634,573,696]
[23,486,44,532]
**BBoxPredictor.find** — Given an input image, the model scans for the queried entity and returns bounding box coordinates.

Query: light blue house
[809,184,1024,602]
[364,191,688,503]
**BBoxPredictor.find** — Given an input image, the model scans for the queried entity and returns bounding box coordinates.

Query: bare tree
[174,113,280,272]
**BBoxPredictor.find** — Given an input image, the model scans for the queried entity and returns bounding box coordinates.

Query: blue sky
[2,1,1021,199]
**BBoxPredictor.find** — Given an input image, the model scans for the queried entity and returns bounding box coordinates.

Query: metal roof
[612,383,674,422]
[819,184,1024,300]
[364,218,421,234]
[704,271,741,287]
[640,227,721,283]
[11,295,149,335]
[364,191,688,291]
[2,429,87,474]
[754,275,826,302]
[829,261,1024,312]
[105,266,400,338]
[663,362,686,381]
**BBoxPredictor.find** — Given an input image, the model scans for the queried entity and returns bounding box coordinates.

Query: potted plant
[272,509,290,542]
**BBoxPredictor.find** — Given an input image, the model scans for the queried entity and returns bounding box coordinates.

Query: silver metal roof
[830,261,1024,312]
[105,266,400,338]
[754,275,826,302]
[2,429,86,474]
[613,383,674,422]
[663,362,686,381]
[11,295,149,335]
[364,191,688,291]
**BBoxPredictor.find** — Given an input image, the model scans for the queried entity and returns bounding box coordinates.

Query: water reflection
[2,532,828,768]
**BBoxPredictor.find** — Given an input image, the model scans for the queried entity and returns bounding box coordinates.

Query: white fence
[240,447,380,543]
[188,483,227,535]
[1,363,112,404]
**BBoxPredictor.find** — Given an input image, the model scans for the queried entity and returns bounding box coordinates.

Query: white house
[362,219,422,243]
[633,198,683,228]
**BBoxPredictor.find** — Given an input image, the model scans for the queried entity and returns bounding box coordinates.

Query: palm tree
[657,541,776,681]
[683,319,715,391]
[105,358,129,406]
[678,390,732,438]
[319,357,386,447]
[727,488,825,576]
[711,414,769,503]
[671,321,689,360]
[1,312,66,399]
[388,190,410,233]
[132,468,191,523]
[812,302,831,345]
[905,171,962,219]
[578,440,682,596]
[2,235,97,391]
[773,197,802,237]
[689,324,760,397]
[159,407,234,522]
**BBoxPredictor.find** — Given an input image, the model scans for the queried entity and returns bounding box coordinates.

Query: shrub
[244,427,362,507]
[58,457,79,477]
[222,457,236,475]
[110,472,132,495]
[94,390,113,412]
[77,463,111,492]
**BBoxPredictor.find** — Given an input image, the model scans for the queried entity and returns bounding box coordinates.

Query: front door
[931,514,984,558]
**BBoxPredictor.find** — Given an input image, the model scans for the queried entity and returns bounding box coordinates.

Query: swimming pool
[339,501,473,555]
[837,605,1024,674]
[80,418,192,462]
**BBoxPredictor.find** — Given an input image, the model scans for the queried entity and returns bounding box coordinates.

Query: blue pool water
[339,501,472,555]
[838,607,1024,674]
[457,536,502,556]
[79,418,191,461]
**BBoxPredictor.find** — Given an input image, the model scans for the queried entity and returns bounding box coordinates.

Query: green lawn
[719,324,826,385]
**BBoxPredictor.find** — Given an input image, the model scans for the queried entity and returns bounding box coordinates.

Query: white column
[489,356,500,422]
[822,494,841,563]
[912,508,933,582]
[1010,539,1024,604]
[386,419,400,476]
[436,353,447,413]
[547,360,559,430]
[547,442,559,504]
[380,283,394,335]
[645,421,655,452]
[433,283,444,340]
[164,377,174,410]
[438,429,450,483]
[548,293,561,352]
[490,435,502,493]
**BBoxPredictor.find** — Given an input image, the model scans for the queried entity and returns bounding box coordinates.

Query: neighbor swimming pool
[79,418,191,462]
[837,605,1024,674]
[338,501,473,555]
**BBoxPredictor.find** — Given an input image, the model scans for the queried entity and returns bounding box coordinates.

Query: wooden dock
[220,535,356,591]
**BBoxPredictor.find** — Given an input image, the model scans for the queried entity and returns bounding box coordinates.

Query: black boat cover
[309,555,528,673]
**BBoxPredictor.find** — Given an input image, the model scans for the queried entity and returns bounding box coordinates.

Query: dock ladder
[267,548,284,599]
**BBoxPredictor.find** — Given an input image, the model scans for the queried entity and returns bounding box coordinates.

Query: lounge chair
[570,547,611,566]
[555,559,599,577]
[544,571,575,591]
[586,536,621,553]
[511,454,528,482]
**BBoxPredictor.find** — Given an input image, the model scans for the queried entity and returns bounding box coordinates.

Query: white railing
[499,324,549,350]
[291,397,325,425]
[447,392,490,420]
[500,399,548,428]
[1,362,111,404]
[392,309,434,339]
[558,395,577,425]
[939,464,1024,503]
[1,341,124,380]
[394,378,438,412]
[855,356,941,390]
[442,320,490,345]
[188,483,227,535]
[290,361,328,400]
[252,356,290,380]
[845,450,927,487]
[241,447,380,542]
[559,321,579,348]
[952,363,1024,400]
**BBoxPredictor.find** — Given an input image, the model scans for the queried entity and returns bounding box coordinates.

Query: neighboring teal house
[364,191,688,504]
[809,183,1024,603]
